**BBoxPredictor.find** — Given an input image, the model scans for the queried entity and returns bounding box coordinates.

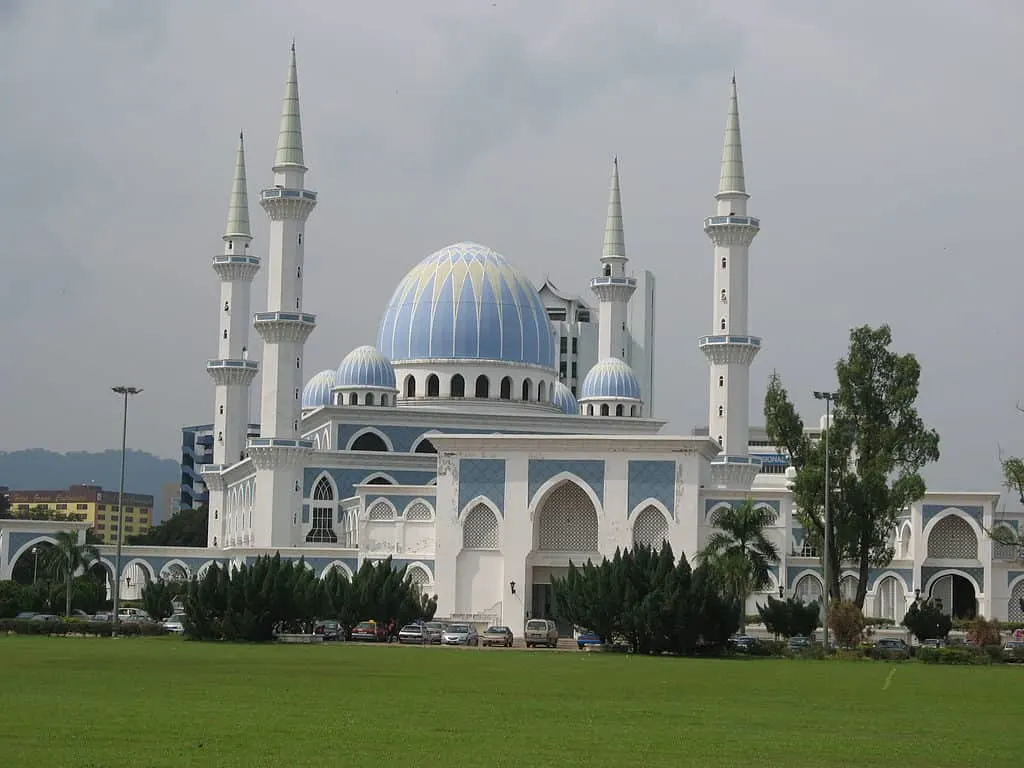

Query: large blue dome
[551,381,579,415]
[580,357,642,401]
[376,242,555,368]
[337,345,396,389]
[302,369,337,408]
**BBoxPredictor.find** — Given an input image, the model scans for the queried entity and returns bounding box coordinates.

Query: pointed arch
[310,472,337,502]
[462,502,500,550]
[538,380,547,402]
[404,561,434,592]
[159,559,192,582]
[404,498,435,521]
[8,535,61,568]
[475,374,490,398]
[366,498,398,521]
[361,472,397,486]
[791,571,824,605]
[521,378,532,401]
[631,504,669,550]
[530,476,600,552]
[450,374,465,397]
[426,374,440,397]
[404,374,416,398]
[925,511,980,559]
[923,568,982,596]
[320,561,353,580]
[412,436,438,454]
[346,427,393,452]
[499,376,512,400]
[196,560,218,579]
[122,557,157,584]
[704,500,736,525]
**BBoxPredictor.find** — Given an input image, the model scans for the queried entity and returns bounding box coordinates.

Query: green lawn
[2,637,1021,767]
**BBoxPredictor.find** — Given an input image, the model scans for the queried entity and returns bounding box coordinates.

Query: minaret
[699,76,762,468]
[590,156,636,361]
[248,43,318,548]
[203,133,260,548]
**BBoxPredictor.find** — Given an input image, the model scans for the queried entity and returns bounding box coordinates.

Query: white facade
[7,54,1015,637]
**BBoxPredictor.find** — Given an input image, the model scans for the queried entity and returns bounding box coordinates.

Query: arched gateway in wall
[530,480,600,637]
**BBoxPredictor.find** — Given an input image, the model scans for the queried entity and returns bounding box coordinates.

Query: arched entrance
[10,540,55,585]
[531,480,599,637]
[929,573,977,620]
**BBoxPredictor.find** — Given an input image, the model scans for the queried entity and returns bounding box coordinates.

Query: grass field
[2,637,1021,767]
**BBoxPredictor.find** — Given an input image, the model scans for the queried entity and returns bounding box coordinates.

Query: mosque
[2,47,1022,631]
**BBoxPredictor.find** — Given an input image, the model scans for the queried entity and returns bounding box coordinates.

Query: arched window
[721,289,727,303]
[587,405,594,415]
[365,392,375,406]
[538,381,547,402]
[427,374,440,397]
[720,318,726,331]
[224,301,229,311]
[351,431,388,452]
[521,379,532,401]
[380,394,389,406]
[462,504,500,549]
[721,257,727,268]
[718,405,724,417]
[630,405,637,416]
[475,375,490,398]
[719,376,725,387]
[615,404,623,416]
[499,376,512,400]
[600,404,609,416]
[366,476,393,485]
[451,374,465,398]
[307,477,338,543]
[348,392,357,405]
[414,438,437,454]
[717,435,723,446]
[223,329,228,339]
[405,375,416,398]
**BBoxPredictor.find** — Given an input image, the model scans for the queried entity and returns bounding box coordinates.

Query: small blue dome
[552,381,578,415]
[580,357,642,401]
[336,345,396,389]
[376,242,555,369]
[302,369,337,408]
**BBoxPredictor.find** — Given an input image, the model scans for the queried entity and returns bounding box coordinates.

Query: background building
[5,484,153,544]
[179,423,260,511]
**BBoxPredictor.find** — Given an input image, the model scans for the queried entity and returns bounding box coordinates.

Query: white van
[118,607,151,623]
[524,618,559,648]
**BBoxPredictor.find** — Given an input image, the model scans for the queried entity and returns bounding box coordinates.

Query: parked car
[351,620,388,642]
[481,626,514,647]
[92,612,113,623]
[118,607,151,623]
[162,614,187,635]
[920,638,945,649]
[422,621,447,644]
[398,623,427,644]
[32,614,60,623]
[874,638,911,659]
[576,630,602,650]
[524,619,559,649]
[1002,639,1024,662]
[313,620,342,641]
[788,635,810,651]
[441,623,479,646]
[729,634,756,653]
[14,612,37,620]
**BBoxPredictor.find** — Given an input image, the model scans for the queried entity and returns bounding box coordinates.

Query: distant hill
[0,449,180,522]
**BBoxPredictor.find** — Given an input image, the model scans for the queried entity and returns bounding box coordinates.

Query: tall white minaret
[699,76,761,458]
[248,43,318,548]
[209,133,259,466]
[590,156,636,361]
[204,134,260,548]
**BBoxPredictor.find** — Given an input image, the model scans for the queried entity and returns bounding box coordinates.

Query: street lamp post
[32,546,39,585]
[111,386,142,636]
[813,389,838,651]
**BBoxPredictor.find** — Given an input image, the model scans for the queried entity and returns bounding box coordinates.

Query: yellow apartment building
[6,484,153,544]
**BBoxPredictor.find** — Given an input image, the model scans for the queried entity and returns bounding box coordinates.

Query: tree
[765,325,940,607]
[42,531,101,617]
[697,498,779,632]
[0,490,10,519]
[756,596,820,638]
[966,616,1001,647]
[828,600,866,647]
[128,506,208,547]
[141,578,186,621]
[903,598,952,642]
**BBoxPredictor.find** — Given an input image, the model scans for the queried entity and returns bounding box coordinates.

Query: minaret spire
[718,76,746,197]
[699,76,762,488]
[274,43,305,173]
[224,132,251,240]
[590,155,637,363]
[602,155,625,260]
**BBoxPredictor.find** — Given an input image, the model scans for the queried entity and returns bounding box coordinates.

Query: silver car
[441,623,479,646]
[162,614,186,634]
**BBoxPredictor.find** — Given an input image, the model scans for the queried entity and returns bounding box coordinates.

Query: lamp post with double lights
[813,389,838,651]
[111,386,142,636]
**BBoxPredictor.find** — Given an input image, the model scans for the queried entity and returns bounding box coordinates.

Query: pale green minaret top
[602,156,626,260]
[718,75,746,196]
[224,132,251,240]
[274,42,305,171]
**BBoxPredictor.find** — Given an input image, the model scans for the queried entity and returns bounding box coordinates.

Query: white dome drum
[336,345,397,390]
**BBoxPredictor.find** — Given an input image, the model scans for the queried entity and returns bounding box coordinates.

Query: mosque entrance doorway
[929,573,977,620]
[529,567,573,637]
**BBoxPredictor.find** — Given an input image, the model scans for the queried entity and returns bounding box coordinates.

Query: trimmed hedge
[0,618,168,637]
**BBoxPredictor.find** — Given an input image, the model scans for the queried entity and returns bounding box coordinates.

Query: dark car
[788,635,810,651]
[1002,640,1024,662]
[874,638,911,659]
[729,634,756,653]
[313,620,342,641]
[482,626,514,648]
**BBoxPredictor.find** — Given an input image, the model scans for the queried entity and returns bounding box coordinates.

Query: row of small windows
[582,403,639,417]
[341,392,392,406]
[404,374,550,403]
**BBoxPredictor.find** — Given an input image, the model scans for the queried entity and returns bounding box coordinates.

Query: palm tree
[43,531,101,618]
[698,498,780,633]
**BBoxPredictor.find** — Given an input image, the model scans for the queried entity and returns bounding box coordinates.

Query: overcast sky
[1,0,1021,507]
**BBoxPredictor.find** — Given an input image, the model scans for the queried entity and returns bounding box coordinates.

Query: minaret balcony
[253,311,317,344]
[589,275,637,289]
[698,334,762,365]
[704,215,760,246]
[590,275,637,302]
[206,358,260,386]
[247,438,314,470]
[212,254,261,282]
[704,215,759,228]
[709,454,763,490]
[259,188,317,202]
[260,187,317,221]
